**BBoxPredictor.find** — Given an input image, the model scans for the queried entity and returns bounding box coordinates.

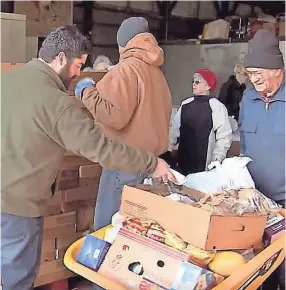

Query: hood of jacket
[120,33,164,67]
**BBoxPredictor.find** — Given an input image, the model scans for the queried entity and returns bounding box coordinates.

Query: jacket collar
[27,58,67,93]
[249,80,285,102]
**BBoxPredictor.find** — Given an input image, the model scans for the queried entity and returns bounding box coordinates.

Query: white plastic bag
[185,157,255,194]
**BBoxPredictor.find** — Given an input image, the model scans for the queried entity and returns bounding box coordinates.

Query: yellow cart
[64,212,285,290]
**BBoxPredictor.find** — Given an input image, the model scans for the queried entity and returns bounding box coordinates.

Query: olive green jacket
[1,59,157,217]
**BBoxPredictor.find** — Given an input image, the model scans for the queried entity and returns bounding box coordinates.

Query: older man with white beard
[239,29,285,290]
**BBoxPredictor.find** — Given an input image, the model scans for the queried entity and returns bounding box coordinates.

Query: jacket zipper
[265,102,269,111]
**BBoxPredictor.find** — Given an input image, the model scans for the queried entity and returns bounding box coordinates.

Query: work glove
[74,77,95,100]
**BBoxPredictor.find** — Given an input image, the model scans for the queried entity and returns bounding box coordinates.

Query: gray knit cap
[244,29,284,69]
[117,17,149,47]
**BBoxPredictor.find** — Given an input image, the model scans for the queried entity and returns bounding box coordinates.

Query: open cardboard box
[99,228,224,290]
[120,185,267,251]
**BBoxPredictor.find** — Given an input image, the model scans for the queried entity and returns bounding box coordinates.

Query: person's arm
[210,99,232,162]
[169,106,182,151]
[51,101,156,173]
[80,65,138,130]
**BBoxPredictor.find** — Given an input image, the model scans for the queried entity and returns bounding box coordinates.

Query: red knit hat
[195,69,217,92]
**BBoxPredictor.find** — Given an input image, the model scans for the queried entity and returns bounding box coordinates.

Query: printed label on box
[123,200,147,219]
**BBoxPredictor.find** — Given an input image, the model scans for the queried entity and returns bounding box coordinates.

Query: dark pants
[1,213,43,290]
[262,199,285,290]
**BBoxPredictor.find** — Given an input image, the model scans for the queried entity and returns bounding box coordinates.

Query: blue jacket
[239,82,285,202]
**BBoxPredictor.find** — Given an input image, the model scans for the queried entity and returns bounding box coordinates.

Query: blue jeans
[1,213,43,290]
[93,169,147,290]
[94,169,147,231]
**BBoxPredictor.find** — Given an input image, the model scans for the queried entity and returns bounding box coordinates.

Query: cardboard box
[45,190,63,216]
[41,239,56,262]
[55,168,79,191]
[56,232,85,259]
[99,229,224,290]
[44,205,62,216]
[14,1,73,37]
[99,228,189,289]
[43,212,77,240]
[26,36,38,61]
[61,199,90,213]
[34,259,75,287]
[1,63,24,72]
[63,178,99,203]
[120,186,267,250]
[55,155,95,190]
[76,205,95,232]
[79,164,102,179]
[0,12,26,63]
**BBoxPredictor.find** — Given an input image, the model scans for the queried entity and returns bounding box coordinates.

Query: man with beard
[1,25,174,290]
[240,29,285,290]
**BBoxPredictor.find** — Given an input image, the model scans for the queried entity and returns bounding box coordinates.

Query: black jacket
[218,75,246,121]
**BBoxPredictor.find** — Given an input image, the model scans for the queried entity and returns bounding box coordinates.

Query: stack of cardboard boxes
[35,154,102,287]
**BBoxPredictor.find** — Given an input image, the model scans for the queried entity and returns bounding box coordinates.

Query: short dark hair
[38,25,91,62]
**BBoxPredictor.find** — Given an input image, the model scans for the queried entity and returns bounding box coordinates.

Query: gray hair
[39,25,91,63]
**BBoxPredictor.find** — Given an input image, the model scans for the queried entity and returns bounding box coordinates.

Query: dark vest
[178,95,214,175]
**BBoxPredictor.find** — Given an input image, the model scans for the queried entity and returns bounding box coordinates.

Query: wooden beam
[82,1,93,36]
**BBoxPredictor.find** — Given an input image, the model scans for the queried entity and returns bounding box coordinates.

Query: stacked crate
[35,154,102,287]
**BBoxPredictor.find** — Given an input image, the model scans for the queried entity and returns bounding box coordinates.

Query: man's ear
[58,52,67,66]
[274,69,282,76]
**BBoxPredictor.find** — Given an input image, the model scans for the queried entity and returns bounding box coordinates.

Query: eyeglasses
[245,70,264,79]
[193,80,202,85]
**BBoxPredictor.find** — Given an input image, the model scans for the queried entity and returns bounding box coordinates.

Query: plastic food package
[104,226,121,244]
[165,231,187,251]
[122,217,153,236]
[238,188,282,215]
[143,169,187,186]
[111,211,126,228]
[77,235,111,271]
[191,188,280,216]
[184,244,215,268]
[167,193,196,205]
[185,157,255,194]
[146,222,166,243]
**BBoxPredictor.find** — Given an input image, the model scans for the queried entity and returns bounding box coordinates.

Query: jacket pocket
[240,122,257,134]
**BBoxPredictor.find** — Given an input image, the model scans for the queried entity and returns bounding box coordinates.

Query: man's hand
[151,158,177,183]
[75,78,95,100]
